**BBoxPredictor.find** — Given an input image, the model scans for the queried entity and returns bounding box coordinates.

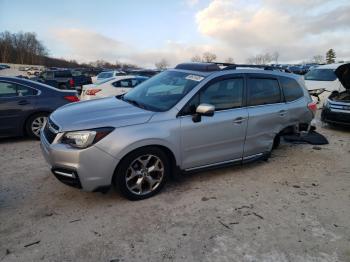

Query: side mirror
[196,103,215,116]
[192,103,215,122]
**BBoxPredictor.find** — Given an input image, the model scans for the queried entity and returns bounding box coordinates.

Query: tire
[113,147,170,200]
[272,134,280,149]
[25,113,48,139]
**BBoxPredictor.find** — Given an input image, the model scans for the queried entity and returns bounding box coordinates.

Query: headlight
[61,127,114,148]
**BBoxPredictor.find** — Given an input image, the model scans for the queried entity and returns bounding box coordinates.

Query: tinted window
[304,69,337,81]
[17,85,38,96]
[0,82,17,97]
[247,78,281,106]
[54,71,72,78]
[112,79,132,88]
[280,77,304,102]
[182,78,244,114]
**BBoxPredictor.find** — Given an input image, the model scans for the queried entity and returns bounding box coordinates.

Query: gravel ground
[0,117,350,262]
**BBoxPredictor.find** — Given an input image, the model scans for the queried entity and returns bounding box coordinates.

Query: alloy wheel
[31,116,47,137]
[125,154,164,195]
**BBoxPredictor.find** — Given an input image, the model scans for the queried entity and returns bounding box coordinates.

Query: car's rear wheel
[26,113,48,139]
[114,147,169,200]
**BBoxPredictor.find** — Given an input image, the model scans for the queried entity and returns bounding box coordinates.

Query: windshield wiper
[121,96,146,109]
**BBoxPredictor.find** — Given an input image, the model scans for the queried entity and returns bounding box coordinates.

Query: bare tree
[271,51,279,64]
[202,52,217,63]
[312,55,324,64]
[155,58,169,70]
[246,52,273,65]
[225,57,234,63]
[191,54,202,62]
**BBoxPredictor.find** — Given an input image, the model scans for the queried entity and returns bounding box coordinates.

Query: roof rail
[213,62,280,71]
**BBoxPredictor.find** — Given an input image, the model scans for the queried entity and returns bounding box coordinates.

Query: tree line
[0,31,140,69]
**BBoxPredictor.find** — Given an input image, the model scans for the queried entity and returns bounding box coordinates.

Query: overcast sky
[1,0,349,67]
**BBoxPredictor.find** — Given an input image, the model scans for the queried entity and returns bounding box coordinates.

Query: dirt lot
[0,118,349,262]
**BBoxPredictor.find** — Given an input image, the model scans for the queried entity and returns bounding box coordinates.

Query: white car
[81,75,148,100]
[91,70,126,84]
[304,63,348,103]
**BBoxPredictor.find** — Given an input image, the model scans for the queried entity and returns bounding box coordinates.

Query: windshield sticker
[186,75,204,82]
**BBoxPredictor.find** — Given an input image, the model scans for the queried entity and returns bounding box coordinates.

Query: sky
[1,0,350,67]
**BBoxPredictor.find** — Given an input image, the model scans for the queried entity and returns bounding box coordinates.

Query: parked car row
[0,64,11,70]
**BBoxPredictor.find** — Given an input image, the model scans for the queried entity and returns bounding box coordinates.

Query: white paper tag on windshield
[186,75,204,82]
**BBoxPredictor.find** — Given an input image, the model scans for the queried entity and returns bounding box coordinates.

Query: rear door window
[0,82,37,97]
[280,77,304,102]
[0,82,17,98]
[247,78,281,106]
[17,85,38,96]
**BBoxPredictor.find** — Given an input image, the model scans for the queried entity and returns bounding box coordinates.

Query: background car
[81,75,148,100]
[0,76,79,138]
[36,69,92,92]
[92,70,126,83]
[321,63,350,125]
[304,63,347,103]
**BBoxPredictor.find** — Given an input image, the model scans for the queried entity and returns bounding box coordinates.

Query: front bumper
[321,107,350,126]
[40,130,119,191]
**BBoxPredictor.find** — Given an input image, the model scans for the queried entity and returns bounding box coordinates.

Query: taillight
[86,89,101,96]
[308,101,317,115]
[64,95,80,102]
[69,79,75,87]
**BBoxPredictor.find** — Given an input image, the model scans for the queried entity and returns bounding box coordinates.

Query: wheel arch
[112,143,179,183]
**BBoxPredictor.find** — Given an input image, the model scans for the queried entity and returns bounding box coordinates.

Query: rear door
[279,76,312,126]
[244,74,288,158]
[0,81,36,136]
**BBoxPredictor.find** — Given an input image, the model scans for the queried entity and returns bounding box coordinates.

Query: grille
[43,118,59,143]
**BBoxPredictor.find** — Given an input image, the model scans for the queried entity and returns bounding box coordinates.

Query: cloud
[195,0,350,62]
[54,28,130,63]
[51,1,350,67]
[52,28,212,67]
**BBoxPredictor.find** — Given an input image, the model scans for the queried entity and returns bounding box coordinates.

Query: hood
[335,63,350,90]
[50,97,154,132]
[304,80,338,92]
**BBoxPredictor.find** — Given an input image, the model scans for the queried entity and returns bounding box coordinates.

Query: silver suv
[40,63,316,200]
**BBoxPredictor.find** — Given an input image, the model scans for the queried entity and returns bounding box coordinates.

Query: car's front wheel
[114,147,169,200]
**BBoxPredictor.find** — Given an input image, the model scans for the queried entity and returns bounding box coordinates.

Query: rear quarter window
[280,77,304,102]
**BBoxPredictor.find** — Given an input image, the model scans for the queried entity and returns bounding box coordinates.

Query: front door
[180,76,248,170]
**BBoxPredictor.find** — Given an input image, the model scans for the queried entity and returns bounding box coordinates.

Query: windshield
[122,70,204,111]
[304,69,337,81]
[98,72,114,79]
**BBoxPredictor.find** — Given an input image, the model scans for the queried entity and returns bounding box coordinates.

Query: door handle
[279,110,287,116]
[18,100,30,105]
[233,117,246,124]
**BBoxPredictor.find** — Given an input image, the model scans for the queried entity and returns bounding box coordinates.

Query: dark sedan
[0,77,79,139]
